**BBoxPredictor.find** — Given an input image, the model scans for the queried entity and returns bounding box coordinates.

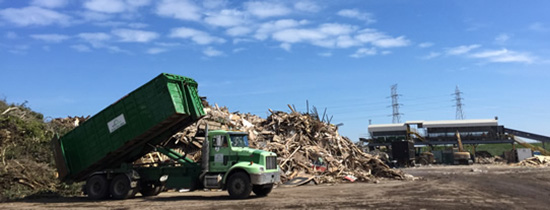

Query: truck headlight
[160,175,169,182]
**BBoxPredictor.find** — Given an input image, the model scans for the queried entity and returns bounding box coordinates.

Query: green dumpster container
[52,73,206,182]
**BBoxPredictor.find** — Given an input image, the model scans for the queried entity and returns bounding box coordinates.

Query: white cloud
[93,21,148,28]
[272,28,326,43]
[495,33,510,43]
[84,0,151,13]
[350,48,376,58]
[30,34,70,43]
[84,0,126,13]
[528,22,548,32]
[71,44,91,52]
[78,11,112,21]
[78,32,110,41]
[128,22,148,28]
[337,9,376,24]
[318,52,332,57]
[446,44,480,55]
[226,26,252,37]
[245,1,290,18]
[8,45,30,54]
[78,32,111,47]
[204,9,245,27]
[280,43,291,51]
[381,50,391,55]
[255,19,308,40]
[233,38,254,44]
[354,29,410,48]
[470,48,534,64]
[319,23,357,36]
[5,31,17,39]
[155,42,181,47]
[126,0,151,7]
[203,46,224,57]
[335,35,359,48]
[0,6,71,26]
[147,47,167,54]
[112,29,158,42]
[294,1,321,13]
[266,23,409,50]
[421,52,441,59]
[156,0,201,21]
[203,0,227,9]
[418,42,433,48]
[31,0,68,8]
[233,47,245,53]
[372,36,410,48]
[169,27,225,45]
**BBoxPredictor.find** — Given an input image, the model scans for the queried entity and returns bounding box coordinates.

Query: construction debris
[515,156,550,167]
[475,151,506,165]
[159,103,406,184]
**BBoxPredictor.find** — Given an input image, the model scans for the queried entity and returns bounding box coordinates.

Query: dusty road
[2,165,550,209]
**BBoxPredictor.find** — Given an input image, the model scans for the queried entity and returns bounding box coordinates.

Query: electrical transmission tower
[453,85,465,120]
[390,84,403,123]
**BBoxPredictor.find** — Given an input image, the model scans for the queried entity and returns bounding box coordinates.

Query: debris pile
[254,110,405,183]
[0,100,83,201]
[475,151,506,164]
[163,104,406,184]
[516,156,550,167]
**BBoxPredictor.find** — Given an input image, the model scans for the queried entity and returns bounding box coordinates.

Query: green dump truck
[52,73,280,199]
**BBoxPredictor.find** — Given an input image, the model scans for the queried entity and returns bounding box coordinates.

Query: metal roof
[422,119,498,128]
[367,119,498,133]
[368,123,407,132]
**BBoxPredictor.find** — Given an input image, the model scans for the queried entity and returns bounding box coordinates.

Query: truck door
[209,135,233,172]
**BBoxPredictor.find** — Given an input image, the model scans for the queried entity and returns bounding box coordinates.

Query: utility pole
[453,85,465,120]
[390,84,403,123]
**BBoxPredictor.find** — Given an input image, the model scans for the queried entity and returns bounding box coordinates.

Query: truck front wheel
[252,184,273,197]
[86,175,109,199]
[110,174,134,199]
[227,172,252,199]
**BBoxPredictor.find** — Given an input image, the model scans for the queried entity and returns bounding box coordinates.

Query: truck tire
[252,184,273,197]
[86,175,109,200]
[227,172,252,199]
[110,174,134,199]
[140,183,163,197]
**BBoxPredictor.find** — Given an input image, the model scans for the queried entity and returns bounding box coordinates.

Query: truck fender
[222,163,256,184]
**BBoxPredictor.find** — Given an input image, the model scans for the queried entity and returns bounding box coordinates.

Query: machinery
[406,126,435,165]
[453,131,472,165]
[52,73,279,200]
[510,134,550,156]
[391,140,415,167]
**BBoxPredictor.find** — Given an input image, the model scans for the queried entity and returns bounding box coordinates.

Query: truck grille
[266,156,277,170]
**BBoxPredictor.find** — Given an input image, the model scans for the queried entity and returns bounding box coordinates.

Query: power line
[453,85,465,120]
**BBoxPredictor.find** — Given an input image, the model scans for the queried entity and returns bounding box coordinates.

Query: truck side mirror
[213,136,224,147]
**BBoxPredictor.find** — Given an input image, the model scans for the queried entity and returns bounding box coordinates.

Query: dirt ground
[2,164,550,210]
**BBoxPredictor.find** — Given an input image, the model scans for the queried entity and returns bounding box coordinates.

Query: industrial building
[362,118,550,147]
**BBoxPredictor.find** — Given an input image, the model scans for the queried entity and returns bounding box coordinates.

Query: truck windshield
[230,135,249,147]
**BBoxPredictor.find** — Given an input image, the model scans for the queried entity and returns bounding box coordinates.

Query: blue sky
[1,0,549,142]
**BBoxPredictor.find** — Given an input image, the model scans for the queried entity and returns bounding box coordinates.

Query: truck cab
[203,130,280,198]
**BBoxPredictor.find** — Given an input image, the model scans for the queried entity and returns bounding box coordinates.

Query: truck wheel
[86,175,109,200]
[110,174,134,199]
[140,183,163,197]
[227,172,252,199]
[252,184,273,197]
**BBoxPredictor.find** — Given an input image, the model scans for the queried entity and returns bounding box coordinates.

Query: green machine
[52,73,279,200]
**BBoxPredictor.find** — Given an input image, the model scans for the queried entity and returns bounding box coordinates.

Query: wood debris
[150,103,406,184]
[515,156,550,167]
